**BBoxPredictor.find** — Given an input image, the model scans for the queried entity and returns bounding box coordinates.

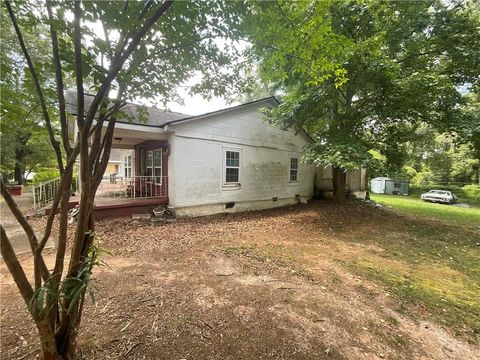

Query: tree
[457,91,480,183]
[0,8,57,184]
[244,0,480,201]
[0,1,244,358]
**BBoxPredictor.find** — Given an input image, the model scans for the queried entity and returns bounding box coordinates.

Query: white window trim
[124,155,132,179]
[146,150,153,177]
[222,147,242,189]
[288,156,299,184]
[140,148,145,175]
[153,148,163,184]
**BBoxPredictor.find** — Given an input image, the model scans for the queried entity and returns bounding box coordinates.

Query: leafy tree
[371,122,480,185]
[0,1,244,358]
[0,8,57,184]
[244,0,480,201]
[457,91,480,183]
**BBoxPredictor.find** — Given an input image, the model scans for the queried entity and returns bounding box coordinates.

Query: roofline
[68,95,314,143]
[162,96,281,127]
[161,96,314,144]
[79,92,189,118]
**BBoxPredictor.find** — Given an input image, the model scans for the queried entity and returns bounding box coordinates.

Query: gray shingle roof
[65,92,281,128]
[65,92,189,127]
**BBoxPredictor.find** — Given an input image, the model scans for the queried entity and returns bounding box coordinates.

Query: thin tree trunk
[36,321,62,360]
[3,1,176,358]
[332,166,346,202]
[14,162,24,185]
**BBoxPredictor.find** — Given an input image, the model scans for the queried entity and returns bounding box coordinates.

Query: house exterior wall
[106,149,133,176]
[167,103,315,217]
[105,162,120,174]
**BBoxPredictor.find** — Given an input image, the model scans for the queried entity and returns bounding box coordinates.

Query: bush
[410,171,433,186]
[462,184,480,204]
[33,168,60,184]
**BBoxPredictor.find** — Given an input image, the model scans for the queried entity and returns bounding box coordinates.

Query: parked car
[420,190,457,204]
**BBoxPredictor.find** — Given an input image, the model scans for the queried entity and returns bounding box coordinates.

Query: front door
[140,148,164,197]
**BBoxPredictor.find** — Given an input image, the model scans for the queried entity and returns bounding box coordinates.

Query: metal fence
[32,177,80,210]
[95,176,168,200]
[33,175,167,209]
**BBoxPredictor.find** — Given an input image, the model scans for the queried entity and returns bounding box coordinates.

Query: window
[145,149,162,183]
[289,157,298,182]
[225,150,240,184]
[146,150,153,177]
[140,148,145,175]
[124,155,132,179]
[153,149,162,184]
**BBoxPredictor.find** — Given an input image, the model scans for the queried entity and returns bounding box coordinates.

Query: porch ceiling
[104,122,169,149]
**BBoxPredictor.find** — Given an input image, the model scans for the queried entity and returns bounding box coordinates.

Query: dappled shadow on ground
[1,199,479,359]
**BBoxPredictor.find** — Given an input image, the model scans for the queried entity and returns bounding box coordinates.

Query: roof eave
[162,96,280,128]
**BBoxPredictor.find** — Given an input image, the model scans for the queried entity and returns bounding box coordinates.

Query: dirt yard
[1,200,479,359]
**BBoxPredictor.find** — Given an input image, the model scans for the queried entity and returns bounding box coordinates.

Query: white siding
[167,103,314,216]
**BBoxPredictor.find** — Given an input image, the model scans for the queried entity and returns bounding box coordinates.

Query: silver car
[420,190,457,204]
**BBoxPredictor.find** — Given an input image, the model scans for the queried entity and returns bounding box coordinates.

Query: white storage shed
[370,177,409,195]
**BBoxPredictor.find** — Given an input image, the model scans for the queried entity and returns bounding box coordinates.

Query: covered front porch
[41,123,171,220]
[92,124,170,219]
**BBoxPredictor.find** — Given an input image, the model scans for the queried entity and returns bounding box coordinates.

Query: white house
[165,98,315,216]
[67,96,316,218]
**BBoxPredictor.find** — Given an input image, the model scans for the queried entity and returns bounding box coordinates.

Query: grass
[221,199,480,340]
[370,194,480,226]
[348,195,480,339]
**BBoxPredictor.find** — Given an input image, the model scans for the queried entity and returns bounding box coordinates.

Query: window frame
[140,148,145,175]
[153,149,162,184]
[223,147,241,188]
[146,150,153,177]
[124,154,132,179]
[289,157,299,183]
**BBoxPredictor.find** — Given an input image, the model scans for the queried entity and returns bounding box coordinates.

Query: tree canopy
[243,0,480,199]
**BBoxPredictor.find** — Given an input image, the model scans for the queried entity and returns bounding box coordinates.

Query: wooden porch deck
[45,196,169,221]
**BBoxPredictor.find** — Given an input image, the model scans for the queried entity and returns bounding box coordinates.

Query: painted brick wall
[168,102,314,208]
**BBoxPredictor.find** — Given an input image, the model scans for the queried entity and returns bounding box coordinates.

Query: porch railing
[33,177,79,210]
[32,176,167,209]
[95,176,168,200]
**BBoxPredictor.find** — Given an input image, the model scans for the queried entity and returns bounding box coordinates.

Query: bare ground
[1,200,479,359]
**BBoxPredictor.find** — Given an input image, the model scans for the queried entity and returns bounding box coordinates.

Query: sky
[167,91,236,116]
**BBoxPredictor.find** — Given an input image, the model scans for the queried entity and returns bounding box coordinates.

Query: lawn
[370,193,480,226]
[1,200,479,359]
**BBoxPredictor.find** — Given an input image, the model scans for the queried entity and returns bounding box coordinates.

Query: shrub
[462,184,480,204]
[410,171,433,186]
[33,168,60,184]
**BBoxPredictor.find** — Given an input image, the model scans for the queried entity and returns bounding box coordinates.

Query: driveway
[0,191,54,255]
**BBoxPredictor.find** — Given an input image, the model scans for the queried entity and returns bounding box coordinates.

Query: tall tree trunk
[14,162,24,185]
[332,166,346,202]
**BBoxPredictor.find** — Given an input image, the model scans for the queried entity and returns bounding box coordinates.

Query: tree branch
[4,0,64,173]
[83,0,174,131]
[37,144,80,254]
[73,0,85,132]
[0,180,50,280]
[94,117,117,188]
[46,1,72,156]
[0,224,34,307]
